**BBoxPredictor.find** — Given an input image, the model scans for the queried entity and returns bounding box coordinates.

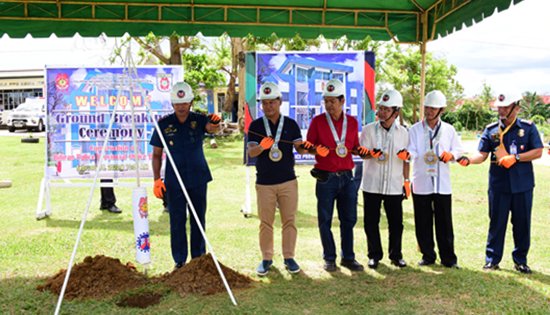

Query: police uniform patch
[165,125,177,134]
[520,119,533,125]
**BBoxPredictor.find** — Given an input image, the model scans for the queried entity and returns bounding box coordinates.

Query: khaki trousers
[256,179,298,260]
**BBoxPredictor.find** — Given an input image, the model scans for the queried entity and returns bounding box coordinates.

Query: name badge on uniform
[424,150,438,177]
[509,142,517,155]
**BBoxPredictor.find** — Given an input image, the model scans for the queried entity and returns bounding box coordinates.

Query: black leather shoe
[100,205,122,213]
[418,259,435,266]
[391,259,407,268]
[174,262,185,269]
[340,259,364,272]
[443,263,460,269]
[323,260,337,272]
[514,263,532,274]
[483,262,500,270]
[367,259,379,269]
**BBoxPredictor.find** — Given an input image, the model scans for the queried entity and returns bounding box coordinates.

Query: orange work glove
[370,148,382,158]
[259,137,275,150]
[153,178,166,199]
[456,156,470,167]
[403,179,411,199]
[498,155,517,169]
[355,146,369,158]
[396,149,410,161]
[316,145,330,157]
[439,151,453,163]
[207,113,221,125]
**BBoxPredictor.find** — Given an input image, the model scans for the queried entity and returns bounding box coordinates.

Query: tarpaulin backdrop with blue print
[245,51,375,165]
[45,66,183,179]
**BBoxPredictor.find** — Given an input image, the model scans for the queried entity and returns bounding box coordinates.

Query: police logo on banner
[157,73,172,92]
[136,232,150,253]
[55,73,70,91]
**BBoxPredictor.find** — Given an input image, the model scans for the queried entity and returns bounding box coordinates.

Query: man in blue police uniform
[150,81,221,269]
[464,92,543,274]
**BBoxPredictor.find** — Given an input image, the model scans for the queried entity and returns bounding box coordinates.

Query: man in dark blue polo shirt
[150,81,220,269]
[247,81,312,276]
[466,92,543,274]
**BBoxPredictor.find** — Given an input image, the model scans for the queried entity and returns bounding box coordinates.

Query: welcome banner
[45,66,183,179]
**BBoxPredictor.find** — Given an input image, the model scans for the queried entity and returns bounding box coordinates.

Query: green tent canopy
[0,0,525,43]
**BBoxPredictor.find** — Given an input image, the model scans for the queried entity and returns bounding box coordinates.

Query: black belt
[328,170,352,177]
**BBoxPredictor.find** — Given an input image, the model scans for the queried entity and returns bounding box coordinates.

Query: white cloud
[429,0,550,96]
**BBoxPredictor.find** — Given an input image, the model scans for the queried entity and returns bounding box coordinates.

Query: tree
[521,91,550,121]
[377,43,464,123]
[479,82,494,106]
[109,33,226,100]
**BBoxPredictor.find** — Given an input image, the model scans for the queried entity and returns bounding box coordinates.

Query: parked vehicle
[6,98,46,132]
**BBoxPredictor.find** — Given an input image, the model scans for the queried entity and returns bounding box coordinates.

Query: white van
[6,97,46,132]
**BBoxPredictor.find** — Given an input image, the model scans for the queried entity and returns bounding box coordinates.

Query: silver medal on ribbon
[269,147,283,162]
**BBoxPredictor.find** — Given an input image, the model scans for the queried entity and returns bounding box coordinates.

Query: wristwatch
[515,154,520,162]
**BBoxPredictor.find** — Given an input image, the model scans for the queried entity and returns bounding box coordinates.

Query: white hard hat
[494,93,523,107]
[378,90,403,108]
[170,81,194,103]
[424,90,447,108]
[323,79,345,97]
[258,82,282,100]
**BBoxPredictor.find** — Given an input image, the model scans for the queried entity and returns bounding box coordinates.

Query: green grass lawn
[0,135,549,314]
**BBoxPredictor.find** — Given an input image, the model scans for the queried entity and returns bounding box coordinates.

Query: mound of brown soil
[37,255,148,300]
[160,254,253,296]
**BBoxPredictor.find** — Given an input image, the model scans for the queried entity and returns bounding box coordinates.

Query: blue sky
[0,0,548,98]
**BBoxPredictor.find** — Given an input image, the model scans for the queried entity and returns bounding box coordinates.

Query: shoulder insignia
[486,121,498,129]
[520,119,533,125]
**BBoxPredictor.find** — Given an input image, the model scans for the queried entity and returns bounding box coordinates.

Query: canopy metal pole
[419,10,429,122]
